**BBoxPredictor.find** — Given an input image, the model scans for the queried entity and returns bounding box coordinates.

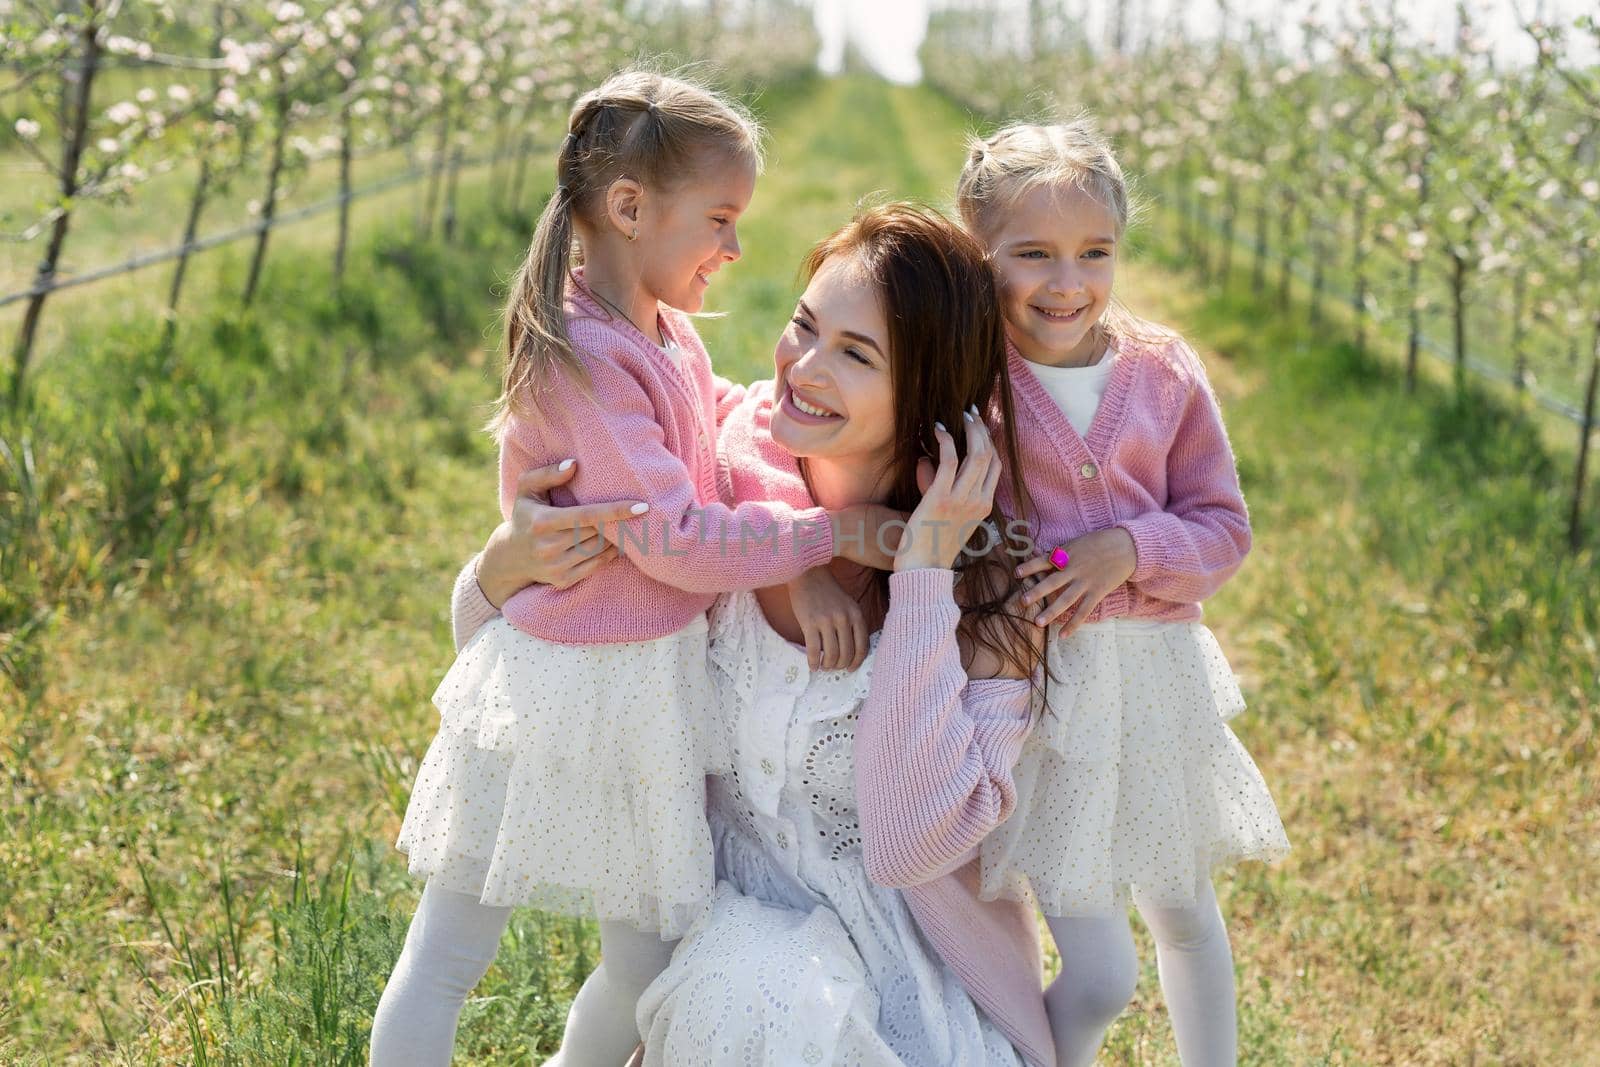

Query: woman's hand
[894,406,1001,572]
[474,461,645,607]
[786,566,869,672]
[1013,527,1137,635]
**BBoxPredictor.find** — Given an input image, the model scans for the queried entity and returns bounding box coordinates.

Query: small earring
[629,227,638,242]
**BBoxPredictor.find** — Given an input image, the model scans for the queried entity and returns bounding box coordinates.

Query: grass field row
[1,73,1595,1065]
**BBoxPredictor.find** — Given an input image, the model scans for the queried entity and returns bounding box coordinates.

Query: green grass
[1,71,1596,1066]
[1099,242,1598,1066]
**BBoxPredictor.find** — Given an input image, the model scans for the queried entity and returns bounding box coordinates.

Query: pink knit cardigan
[856,568,1057,1067]
[997,331,1251,622]
[494,270,834,645]
[452,381,1057,1066]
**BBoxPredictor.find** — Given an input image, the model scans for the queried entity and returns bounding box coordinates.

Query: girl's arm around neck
[855,567,1036,890]
[501,353,835,595]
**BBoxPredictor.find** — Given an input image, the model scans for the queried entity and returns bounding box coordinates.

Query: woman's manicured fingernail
[630,502,649,515]
[558,458,575,471]
[963,411,973,422]
[934,421,946,432]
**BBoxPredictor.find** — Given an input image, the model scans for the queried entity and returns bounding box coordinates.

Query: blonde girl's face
[984,182,1118,367]
[637,153,757,313]
[769,253,896,465]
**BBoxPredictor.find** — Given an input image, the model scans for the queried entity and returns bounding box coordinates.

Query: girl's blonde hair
[956,118,1162,348]
[494,70,764,430]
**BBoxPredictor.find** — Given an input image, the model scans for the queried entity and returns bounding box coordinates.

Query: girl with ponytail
[371,70,896,1066]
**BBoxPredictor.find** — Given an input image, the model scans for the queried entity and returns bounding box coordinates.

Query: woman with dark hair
[451,204,1057,1066]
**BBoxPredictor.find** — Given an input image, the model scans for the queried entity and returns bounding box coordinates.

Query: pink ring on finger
[1048,545,1071,570]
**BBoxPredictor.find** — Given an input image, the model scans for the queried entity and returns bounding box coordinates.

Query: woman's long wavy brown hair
[800,203,1045,685]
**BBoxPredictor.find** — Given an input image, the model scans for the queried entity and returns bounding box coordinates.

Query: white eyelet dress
[394,612,718,939]
[978,618,1289,915]
[634,592,1025,1066]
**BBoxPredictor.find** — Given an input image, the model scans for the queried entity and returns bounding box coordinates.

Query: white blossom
[221,38,252,76]
[106,101,142,125]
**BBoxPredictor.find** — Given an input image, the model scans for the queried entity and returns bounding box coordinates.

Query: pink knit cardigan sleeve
[856,567,1036,889]
[453,373,756,650]
[713,373,748,429]
[451,555,498,653]
[499,352,834,596]
[1114,340,1252,603]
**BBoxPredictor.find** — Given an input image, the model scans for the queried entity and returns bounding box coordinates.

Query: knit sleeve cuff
[451,554,500,653]
[796,505,836,570]
[1116,512,1182,585]
[886,566,958,609]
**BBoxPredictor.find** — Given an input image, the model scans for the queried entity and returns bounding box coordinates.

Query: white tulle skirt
[395,615,719,938]
[979,617,1289,915]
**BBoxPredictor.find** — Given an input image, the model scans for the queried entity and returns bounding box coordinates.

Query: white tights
[370,880,675,1066]
[1043,880,1237,1067]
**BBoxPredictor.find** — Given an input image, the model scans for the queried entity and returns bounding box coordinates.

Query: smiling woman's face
[769,252,896,465]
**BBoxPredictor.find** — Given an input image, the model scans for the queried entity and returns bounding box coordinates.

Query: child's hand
[1014,527,1137,636]
[787,567,869,671]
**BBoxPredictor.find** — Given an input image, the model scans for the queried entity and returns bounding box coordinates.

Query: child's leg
[544,920,676,1067]
[1042,912,1141,1067]
[1134,879,1237,1067]
[370,880,513,1066]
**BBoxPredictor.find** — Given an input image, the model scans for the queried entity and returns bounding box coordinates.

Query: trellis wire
[0,148,510,310]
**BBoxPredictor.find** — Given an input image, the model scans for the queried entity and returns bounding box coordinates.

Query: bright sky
[791,0,1600,80]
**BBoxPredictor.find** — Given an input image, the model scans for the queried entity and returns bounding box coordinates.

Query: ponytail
[493,181,581,434]
[490,71,762,434]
